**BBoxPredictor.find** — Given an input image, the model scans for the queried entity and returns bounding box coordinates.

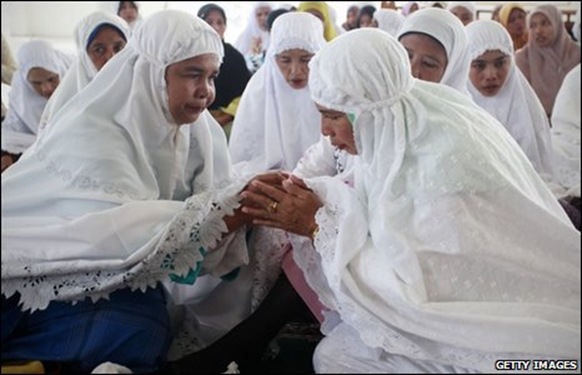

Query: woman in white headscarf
[39,10,130,135]
[242,29,580,373]
[397,7,471,95]
[466,20,554,179]
[234,2,272,73]
[1,9,264,373]
[1,40,72,168]
[229,11,326,176]
[447,1,476,26]
[373,8,405,37]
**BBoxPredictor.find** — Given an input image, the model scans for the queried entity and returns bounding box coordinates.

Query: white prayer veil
[1,40,72,154]
[229,11,326,176]
[233,2,272,55]
[397,7,471,95]
[299,29,580,371]
[39,11,129,133]
[39,11,130,135]
[1,10,251,312]
[466,20,554,178]
[550,63,581,196]
[374,8,405,37]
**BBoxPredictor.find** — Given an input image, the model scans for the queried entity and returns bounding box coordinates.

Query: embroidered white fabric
[1,11,252,315]
[292,29,580,372]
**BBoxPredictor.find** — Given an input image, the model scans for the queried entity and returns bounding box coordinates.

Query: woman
[515,4,580,118]
[356,4,377,28]
[1,10,262,373]
[39,10,130,135]
[197,3,251,134]
[242,28,580,373]
[447,1,476,26]
[498,3,528,51]
[297,2,338,41]
[1,40,72,170]
[401,1,419,17]
[234,2,272,73]
[466,20,554,178]
[397,7,470,95]
[229,12,326,176]
[116,1,141,33]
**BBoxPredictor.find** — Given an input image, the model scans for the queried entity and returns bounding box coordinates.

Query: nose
[483,65,497,81]
[40,81,56,98]
[103,47,115,62]
[196,80,212,100]
[321,120,334,137]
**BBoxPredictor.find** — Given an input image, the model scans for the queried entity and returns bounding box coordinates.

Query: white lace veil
[1,10,251,312]
[293,29,580,371]
[466,20,555,178]
[229,12,326,176]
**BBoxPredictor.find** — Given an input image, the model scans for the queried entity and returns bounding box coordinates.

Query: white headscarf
[1,10,250,312]
[39,11,130,135]
[229,12,326,176]
[233,2,272,55]
[550,63,581,196]
[297,29,579,371]
[374,9,405,37]
[397,7,470,95]
[466,20,555,178]
[1,40,72,154]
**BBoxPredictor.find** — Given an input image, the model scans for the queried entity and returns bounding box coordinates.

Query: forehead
[27,67,58,81]
[171,53,220,71]
[475,49,508,60]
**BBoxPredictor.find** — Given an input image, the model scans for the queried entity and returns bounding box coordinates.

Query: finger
[288,174,309,189]
[250,172,286,190]
[282,179,312,198]
[241,205,276,220]
[240,190,275,209]
[249,180,287,202]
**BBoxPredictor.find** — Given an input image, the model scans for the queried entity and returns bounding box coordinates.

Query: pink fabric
[282,249,326,323]
[515,4,580,117]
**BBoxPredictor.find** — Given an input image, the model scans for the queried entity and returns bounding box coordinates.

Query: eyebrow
[182,66,219,75]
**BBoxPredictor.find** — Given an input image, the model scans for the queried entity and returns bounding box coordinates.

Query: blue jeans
[2,285,171,373]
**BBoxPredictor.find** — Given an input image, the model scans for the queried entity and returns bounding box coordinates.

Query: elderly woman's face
[399,33,448,83]
[87,26,127,71]
[275,48,314,90]
[317,104,357,155]
[165,53,219,125]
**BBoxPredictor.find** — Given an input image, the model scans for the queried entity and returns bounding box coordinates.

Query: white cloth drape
[229,12,326,176]
[374,9,405,37]
[1,10,252,314]
[550,63,581,197]
[233,2,272,56]
[1,40,72,154]
[466,20,555,179]
[397,7,471,95]
[39,11,130,135]
[295,29,580,372]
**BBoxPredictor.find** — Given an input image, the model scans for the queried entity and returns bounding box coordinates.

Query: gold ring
[269,200,278,213]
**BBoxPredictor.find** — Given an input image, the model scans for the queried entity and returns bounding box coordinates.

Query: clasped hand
[240,171,322,238]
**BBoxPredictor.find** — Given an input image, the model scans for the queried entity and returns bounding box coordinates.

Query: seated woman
[242,28,580,373]
[197,3,251,136]
[116,1,142,34]
[447,1,476,26]
[397,7,471,95]
[466,20,554,178]
[39,10,130,135]
[1,10,267,373]
[515,4,580,118]
[498,3,528,51]
[234,2,272,74]
[1,40,72,172]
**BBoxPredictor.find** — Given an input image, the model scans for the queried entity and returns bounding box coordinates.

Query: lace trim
[1,181,246,312]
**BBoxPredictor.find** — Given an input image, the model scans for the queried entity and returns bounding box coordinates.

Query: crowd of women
[1,1,580,373]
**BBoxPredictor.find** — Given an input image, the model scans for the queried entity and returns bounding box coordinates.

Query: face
[347,8,358,26]
[469,50,510,97]
[165,53,219,125]
[507,8,526,37]
[529,13,555,48]
[399,33,448,83]
[87,26,126,71]
[408,3,419,14]
[119,2,138,24]
[275,49,314,89]
[317,104,357,155]
[204,9,226,39]
[256,6,271,31]
[359,14,375,28]
[450,6,474,26]
[27,67,60,99]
